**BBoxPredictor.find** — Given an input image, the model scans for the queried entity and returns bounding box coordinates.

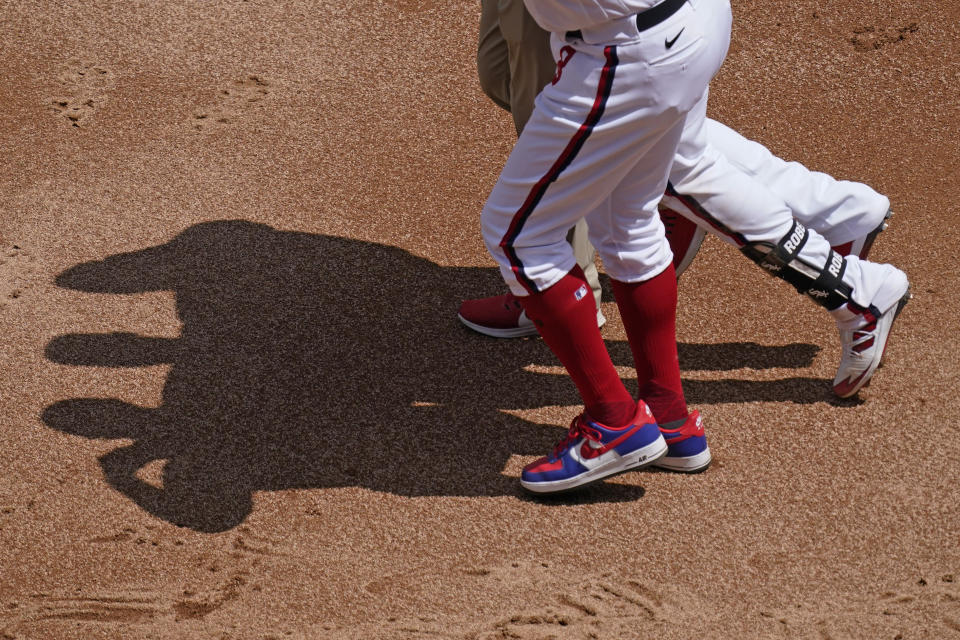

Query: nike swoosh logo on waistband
[665,28,684,49]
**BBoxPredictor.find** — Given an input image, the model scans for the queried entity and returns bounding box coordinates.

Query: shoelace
[550,415,603,460]
[842,311,878,357]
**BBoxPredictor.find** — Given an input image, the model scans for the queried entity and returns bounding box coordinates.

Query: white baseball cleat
[832,267,910,398]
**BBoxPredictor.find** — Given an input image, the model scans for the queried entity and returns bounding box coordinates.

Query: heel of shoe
[654,447,712,473]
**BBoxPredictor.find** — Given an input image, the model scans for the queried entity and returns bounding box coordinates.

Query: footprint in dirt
[49,97,97,128]
[850,23,919,52]
[469,572,699,638]
[758,572,960,639]
[0,572,254,637]
[0,242,39,306]
[56,60,113,90]
[1,522,269,637]
[47,60,114,128]
[877,573,960,636]
[192,75,272,131]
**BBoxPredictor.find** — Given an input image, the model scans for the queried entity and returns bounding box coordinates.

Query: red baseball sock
[519,266,635,428]
[611,264,688,424]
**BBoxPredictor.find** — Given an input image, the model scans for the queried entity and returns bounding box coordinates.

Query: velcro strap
[740,222,854,310]
[806,249,852,310]
[762,220,808,268]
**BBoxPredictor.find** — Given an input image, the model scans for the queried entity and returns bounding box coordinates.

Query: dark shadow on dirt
[43,221,832,531]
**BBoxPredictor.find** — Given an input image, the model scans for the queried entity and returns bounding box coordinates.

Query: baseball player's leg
[702,117,891,252]
[660,116,893,276]
[667,90,910,397]
[487,2,729,493]
[609,263,708,472]
[460,0,602,338]
[497,0,602,309]
[489,120,676,488]
[589,149,690,426]
[585,105,712,473]
[481,36,677,420]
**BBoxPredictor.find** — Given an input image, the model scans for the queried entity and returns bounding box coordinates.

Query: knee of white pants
[812,187,891,247]
[669,143,802,247]
[482,202,579,295]
[700,118,893,247]
[585,193,676,284]
[481,199,515,268]
[593,238,675,284]
[483,239,580,295]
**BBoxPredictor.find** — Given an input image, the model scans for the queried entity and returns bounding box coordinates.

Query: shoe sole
[857,208,893,260]
[832,286,911,398]
[675,227,707,279]
[457,313,540,338]
[520,435,668,495]
[458,311,607,339]
[652,447,712,473]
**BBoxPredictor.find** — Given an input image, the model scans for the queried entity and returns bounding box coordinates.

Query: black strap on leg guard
[806,249,850,310]
[741,219,808,270]
[740,220,853,310]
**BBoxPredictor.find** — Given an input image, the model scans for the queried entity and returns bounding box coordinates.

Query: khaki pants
[476,0,602,307]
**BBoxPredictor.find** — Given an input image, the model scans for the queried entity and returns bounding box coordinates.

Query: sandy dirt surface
[1,1,959,638]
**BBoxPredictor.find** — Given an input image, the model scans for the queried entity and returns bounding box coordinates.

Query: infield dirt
[1,2,958,638]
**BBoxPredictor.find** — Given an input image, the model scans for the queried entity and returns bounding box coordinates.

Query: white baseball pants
[686,118,890,248]
[664,87,897,310]
[482,0,733,295]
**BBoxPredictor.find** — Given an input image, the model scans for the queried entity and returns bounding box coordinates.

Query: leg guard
[741,220,852,310]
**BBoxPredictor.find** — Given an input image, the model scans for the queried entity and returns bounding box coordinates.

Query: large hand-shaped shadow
[43,221,831,532]
[43,221,619,531]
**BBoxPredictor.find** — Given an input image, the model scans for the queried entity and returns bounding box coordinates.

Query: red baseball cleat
[832,208,892,260]
[660,206,706,278]
[458,292,605,338]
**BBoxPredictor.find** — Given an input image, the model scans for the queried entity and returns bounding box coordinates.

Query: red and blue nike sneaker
[651,410,711,473]
[520,401,667,494]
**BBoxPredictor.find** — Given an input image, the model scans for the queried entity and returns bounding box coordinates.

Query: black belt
[566,0,688,40]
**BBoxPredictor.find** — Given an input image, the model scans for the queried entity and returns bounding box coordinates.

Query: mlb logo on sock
[574,285,588,301]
